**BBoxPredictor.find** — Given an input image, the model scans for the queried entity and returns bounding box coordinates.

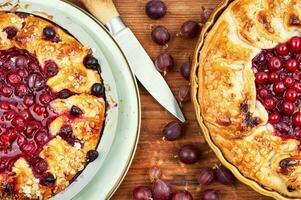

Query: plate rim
[60,2,142,198]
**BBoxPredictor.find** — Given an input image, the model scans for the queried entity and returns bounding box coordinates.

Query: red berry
[273,82,286,93]
[258,88,268,99]
[285,59,298,72]
[284,88,298,102]
[268,57,282,72]
[264,98,276,110]
[23,95,35,107]
[294,82,301,91]
[282,102,294,115]
[1,86,13,97]
[39,93,52,104]
[255,72,268,84]
[276,43,289,56]
[293,113,301,127]
[5,110,15,121]
[288,36,301,53]
[11,116,26,131]
[268,72,279,83]
[7,73,21,85]
[284,77,295,87]
[33,104,46,115]
[269,112,281,124]
[0,102,10,110]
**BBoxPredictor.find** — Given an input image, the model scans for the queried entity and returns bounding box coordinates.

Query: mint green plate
[1,0,141,199]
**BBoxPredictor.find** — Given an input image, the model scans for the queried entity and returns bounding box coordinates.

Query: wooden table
[68,0,272,199]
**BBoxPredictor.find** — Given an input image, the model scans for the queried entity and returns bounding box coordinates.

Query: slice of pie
[0,12,105,199]
[196,0,301,198]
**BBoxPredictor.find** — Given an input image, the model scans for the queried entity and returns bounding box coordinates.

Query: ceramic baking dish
[191,0,294,199]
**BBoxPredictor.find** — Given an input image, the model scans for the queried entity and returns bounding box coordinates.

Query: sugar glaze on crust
[0,12,105,199]
[198,0,301,198]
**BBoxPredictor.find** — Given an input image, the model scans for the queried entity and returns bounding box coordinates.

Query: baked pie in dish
[0,12,106,199]
[194,0,301,198]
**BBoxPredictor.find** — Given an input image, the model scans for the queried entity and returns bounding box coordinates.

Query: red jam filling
[252,36,301,141]
[0,47,79,185]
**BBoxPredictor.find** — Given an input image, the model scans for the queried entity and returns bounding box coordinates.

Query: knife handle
[80,0,119,25]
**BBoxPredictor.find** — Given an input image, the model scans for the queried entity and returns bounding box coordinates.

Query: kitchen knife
[81,0,186,122]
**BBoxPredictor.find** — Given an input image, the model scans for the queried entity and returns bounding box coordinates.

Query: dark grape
[200,7,214,24]
[152,179,173,200]
[133,186,153,200]
[152,26,171,45]
[180,20,200,39]
[178,144,199,164]
[180,59,192,80]
[163,121,182,141]
[178,85,190,102]
[202,189,219,200]
[172,190,193,200]
[145,0,167,20]
[154,53,174,74]
[149,166,162,182]
[215,165,236,185]
[198,167,215,185]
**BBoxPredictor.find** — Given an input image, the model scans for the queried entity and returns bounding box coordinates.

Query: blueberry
[91,83,104,97]
[84,55,100,70]
[86,150,99,163]
[70,105,82,116]
[58,89,73,99]
[43,26,56,40]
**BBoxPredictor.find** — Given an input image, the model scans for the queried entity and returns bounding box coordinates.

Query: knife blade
[81,0,186,122]
[106,17,185,122]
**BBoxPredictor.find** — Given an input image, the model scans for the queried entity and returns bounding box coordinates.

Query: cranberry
[268,57,282,72]
[15,84,28,97]
[0,102,10,110]
[258,88,268,99]
[11,116,26,131]
[31,157,48,174]
[34,131,49,146]
[25,121,41,138]
[284,77,295,87]
[288,36,301,53]
[273,82,286,93]
[16,56,29,68]
[282,102,294,115]
[5,111,15,121]
[7,73,21,85]
[39,93,52,104]
[268,72,279,83]
[255,72,268,84]
[17,69,29,78]
[276,43,289,56]
[33,104,46,115]
[3,26,18,39]
[20,110,31,120]
[43,26,56,40]
[44,60,58,77]
[269,112,281,124]
[293,113,301,127]
[294,82,301,91]
[1,86,13,97]
[20,141,36,155]
[263,98,276,110]
[285,59,298,72]
[284,88,298,102]
[23,95,35,107]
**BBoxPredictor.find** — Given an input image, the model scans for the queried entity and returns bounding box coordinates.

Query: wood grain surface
[67,0,273,199]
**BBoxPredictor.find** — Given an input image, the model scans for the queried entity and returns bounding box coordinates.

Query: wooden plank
[67,0,272,199]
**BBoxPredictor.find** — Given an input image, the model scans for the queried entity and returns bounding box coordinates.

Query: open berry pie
[0,12,106,199]
[195,0,301,198]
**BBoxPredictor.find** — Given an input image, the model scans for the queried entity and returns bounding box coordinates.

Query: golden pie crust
[0,12,105,199]
[197,0,301,198]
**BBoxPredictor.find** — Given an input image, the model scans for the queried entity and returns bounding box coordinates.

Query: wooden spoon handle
[81,0,120,25]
